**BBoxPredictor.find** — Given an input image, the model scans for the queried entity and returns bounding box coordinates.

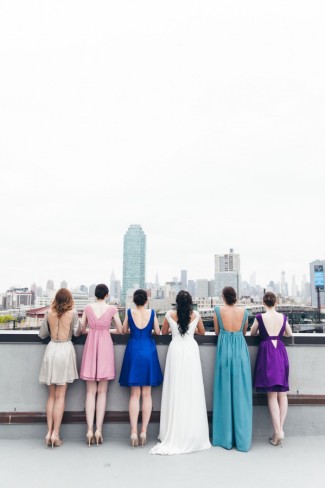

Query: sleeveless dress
[150,311,211,455]
[212,306,252,452]
[79,305,117,381]
[39,310,81,385]
[119,309,163,387]
[253,313,289,392]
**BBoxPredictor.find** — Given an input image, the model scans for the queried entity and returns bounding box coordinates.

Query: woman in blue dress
[119,289,163,448]
[212,286,252,452]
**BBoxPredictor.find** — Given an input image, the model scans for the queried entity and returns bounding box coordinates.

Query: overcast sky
[1,1,324,293]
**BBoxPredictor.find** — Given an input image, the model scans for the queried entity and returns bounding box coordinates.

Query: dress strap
[214,306,224,331]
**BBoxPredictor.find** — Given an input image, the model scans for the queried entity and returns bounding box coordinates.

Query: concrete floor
[0,435,324,488]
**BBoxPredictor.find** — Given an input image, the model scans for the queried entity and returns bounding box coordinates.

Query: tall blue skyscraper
[122,224,146,304]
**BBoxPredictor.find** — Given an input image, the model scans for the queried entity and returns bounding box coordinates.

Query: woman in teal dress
[212,286,252,452]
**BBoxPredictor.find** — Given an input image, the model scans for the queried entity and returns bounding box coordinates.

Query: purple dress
[253,313,289,392]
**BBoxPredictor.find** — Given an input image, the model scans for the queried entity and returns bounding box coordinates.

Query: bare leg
[85,381,97,432]
[267,392,281,439]
[46,385,55,438]
[140,386,152,434]
[95,380,108,434]
[129,387,141,435]
[278,392,288,434]
[52,384,67,441]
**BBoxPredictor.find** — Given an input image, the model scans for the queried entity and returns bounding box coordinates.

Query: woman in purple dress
[251,292,292,446]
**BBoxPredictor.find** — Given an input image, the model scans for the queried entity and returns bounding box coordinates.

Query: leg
[52,384,68,444]
[45,385,55,445]
[129,387,141,435]
[140,386,152,434]
[95,380,108,434]
[267,392,281,440]
[278,392,288,434]
[46,385,55,434]
[85,381,97,433]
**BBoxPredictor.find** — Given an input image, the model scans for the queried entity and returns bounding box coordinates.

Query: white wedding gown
[150,311,211,455]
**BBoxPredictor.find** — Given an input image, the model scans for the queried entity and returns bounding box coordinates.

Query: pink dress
[80,305,117,381]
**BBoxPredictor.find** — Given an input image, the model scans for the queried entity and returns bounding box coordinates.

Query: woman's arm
[162,317,170,335]
[80,310,88,334]
[195,316,205,335]
[38,312,50,339]
[112,310,123,334]
[72,310,83,336]
[250,318,259,336]
[153,313,161,335]
[284,317,293,337]
[122,314,129,334]
[243,318,249,335]
[213,312,219,336]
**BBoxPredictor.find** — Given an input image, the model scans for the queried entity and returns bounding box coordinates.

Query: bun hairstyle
[95,284,109,299]
[263,292,277,307]
[222,286,237,305]
[175,290,193,336]
[133,289,148,306]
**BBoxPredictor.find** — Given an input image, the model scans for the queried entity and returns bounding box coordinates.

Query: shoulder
[109,305,118,314]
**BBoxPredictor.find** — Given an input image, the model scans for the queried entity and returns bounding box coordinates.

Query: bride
[150,290,211,455]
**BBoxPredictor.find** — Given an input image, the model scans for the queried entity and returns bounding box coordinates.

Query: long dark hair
[175,290,193,336]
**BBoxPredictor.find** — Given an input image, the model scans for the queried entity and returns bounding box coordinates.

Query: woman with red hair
[39,288,82,448]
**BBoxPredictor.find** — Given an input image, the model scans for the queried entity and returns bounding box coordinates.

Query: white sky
[1,1,324,293]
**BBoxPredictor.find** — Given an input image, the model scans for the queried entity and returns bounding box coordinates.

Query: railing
[0,332,325,436]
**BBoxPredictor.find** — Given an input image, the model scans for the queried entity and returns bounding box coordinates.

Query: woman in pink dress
[80,284,123,446]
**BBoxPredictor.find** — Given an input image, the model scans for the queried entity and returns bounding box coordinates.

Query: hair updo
[95,284,109,299]
[133,289,148,306]
[222,286,237,305]
[263,292,277,307]
[175,290,193,336]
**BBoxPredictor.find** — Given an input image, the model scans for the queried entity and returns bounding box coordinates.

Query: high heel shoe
[95,430,103,446]
[139,432,147,447]
[50,433,63,449]
[130,433,139,449]
[45,432,52,449]
[86,430,95,447]
[269,433,283,447]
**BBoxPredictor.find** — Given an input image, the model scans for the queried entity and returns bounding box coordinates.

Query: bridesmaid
[119,289,163,448]
[39,288,82,448]
[212,286,252,452]
[79,284,123,446]
[250,291,292,446]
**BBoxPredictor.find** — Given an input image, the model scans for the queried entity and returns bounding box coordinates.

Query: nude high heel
[95,430,103,446]
[139,432,147,446]
[45,432,52,448]
[50,433,63,449]
[86,430,95,447]
[130,433,139,449]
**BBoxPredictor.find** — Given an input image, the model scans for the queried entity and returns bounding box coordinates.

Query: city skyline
[1,2,324,294]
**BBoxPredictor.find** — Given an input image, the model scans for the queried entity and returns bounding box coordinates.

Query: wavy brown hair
[51,288,74,318]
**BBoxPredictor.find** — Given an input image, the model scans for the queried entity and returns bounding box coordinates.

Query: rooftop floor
[2,435,324,488]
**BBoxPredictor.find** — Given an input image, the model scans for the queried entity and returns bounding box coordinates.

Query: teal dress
[212,306,252,452]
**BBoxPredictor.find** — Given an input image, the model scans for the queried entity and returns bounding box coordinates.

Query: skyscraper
[180,270,188,290]
[310,260,325,308]
[214,248,241,297]
[122,224,146,304]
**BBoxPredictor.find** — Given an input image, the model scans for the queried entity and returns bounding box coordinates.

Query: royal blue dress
[212,306,252,452]
[119,309,163,387]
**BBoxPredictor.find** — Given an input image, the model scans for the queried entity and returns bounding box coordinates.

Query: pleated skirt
[39,340,79,386]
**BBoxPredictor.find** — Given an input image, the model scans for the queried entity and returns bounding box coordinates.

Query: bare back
[262,310,286,336]
[130,308,152,329]
[47,309,75,341]
[219,305,246,332]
